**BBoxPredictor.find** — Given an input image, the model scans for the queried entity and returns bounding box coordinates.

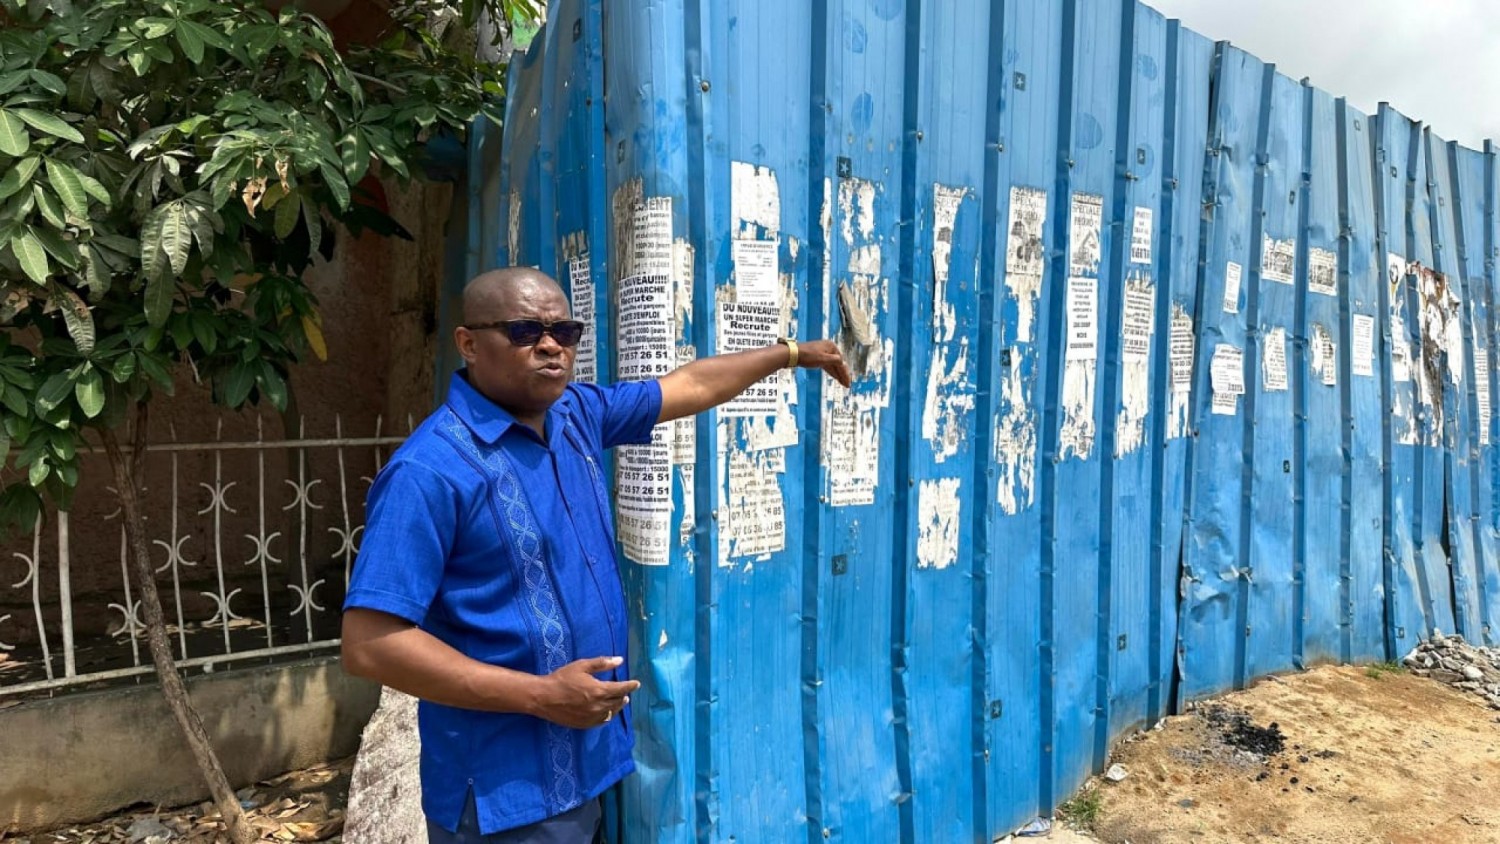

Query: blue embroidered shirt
[344,371,662,834]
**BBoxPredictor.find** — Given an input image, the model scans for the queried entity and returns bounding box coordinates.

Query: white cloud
[1148,0,1500,147]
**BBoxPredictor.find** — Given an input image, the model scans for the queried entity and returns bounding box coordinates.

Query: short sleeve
[566,380,663,450]
[343,459,459,625]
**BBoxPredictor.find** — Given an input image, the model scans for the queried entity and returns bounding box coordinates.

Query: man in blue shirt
[342,267,851,842]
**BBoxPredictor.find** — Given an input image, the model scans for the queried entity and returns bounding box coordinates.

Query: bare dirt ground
[11,663,1500,843]
[1073,664,1500,844]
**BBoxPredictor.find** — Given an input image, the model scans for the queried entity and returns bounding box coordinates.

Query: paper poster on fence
[1006,187,1047,276]
[1121,278,1154,363]
[1352,314,1374,377]
[1069,193,1103,276]
[732,238,780,304]
[1263,328,1288,392]
[1066,276,1098,361]
[1130,206,1153,265]
[717,300,782,416]
[1262,236,1296,285]
[1223,262,1242,314]
[1477,349,1492,445]
[1308,248,1338,297]
[1170,311,1195,394]
[569,255,597,383]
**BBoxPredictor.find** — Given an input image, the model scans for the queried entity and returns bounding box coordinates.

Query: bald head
[462,267,565,326]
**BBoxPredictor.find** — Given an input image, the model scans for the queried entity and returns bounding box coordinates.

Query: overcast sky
[1147,0,1500,148]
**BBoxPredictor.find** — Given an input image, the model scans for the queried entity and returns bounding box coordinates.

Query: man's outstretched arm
[656,339,852,424]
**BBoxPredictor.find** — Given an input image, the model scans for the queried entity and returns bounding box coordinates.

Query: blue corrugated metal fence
[468,0,1500,840]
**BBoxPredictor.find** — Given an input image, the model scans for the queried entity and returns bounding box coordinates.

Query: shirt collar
[445,370,568,446]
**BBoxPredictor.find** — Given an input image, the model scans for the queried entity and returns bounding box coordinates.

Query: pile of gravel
[1402,629,1500,710]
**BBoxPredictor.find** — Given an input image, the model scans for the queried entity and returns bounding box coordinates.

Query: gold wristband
[779,337,799,369]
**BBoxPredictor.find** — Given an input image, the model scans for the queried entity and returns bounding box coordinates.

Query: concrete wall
[0,656,379,834]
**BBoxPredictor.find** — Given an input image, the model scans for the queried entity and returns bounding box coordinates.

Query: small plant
[1058,786,1104,831]
[1365,660,1405,679]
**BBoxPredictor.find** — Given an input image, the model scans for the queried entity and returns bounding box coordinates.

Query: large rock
[344,688,424,843]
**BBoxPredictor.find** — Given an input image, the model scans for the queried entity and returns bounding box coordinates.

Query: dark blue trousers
[426,793,603,844]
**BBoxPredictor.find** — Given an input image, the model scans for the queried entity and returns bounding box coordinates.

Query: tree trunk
[100,405,257,844]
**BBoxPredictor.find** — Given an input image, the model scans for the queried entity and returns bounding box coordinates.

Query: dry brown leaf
[242,176,268,216]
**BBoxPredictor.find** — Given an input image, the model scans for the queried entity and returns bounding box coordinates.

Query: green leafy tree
[0,0,539,838]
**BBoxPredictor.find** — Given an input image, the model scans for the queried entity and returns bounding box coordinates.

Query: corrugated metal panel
[463,1,1500,840]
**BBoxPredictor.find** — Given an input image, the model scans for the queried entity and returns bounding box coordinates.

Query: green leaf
[0,71,29,97]
[274,187,300,238]
[10,231,48,284]
[0,109,29,157]
[49,283,93,354]
[109,352,136,383]
[126,48,151,77]
[134,350,174,392]
[74,170,111,206]
[258,361,287,411]
[340,130,371,183]
[140,18,177,39]
[0,156,38,203]
[66,66,98,112]
[160,202,191,275]
[0,386,25,418]
[13,110,85,143]
[32,225,79,270]
[143,273,173,327]
[45,159,91,218]
[27,70,66,97]
[74,367,104,418]
[35,369,73,412]
[222,362,255,407]
[80,245,108,298]
[319,161,350,211]
[302,195,321,256]
[181,20,231,51]
[32,184,65,229]
[28,457,49,488]
[174,21,204,64]
[190,313,217,354]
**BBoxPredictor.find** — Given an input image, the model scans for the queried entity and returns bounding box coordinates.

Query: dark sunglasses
[464,319,587,348]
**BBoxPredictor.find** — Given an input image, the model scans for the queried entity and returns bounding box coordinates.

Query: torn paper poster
[732,238,780,304]
[1223,261,1243,315]
[617,426,672,565]
[568,254,597,383]
[1261,235,1296,285]
[632,198,673,277]
[1262,327,1288,392]
[1386,251,1409,299]
[1059,358,1097,460]
[1351,314,1375,377]
[731,161,781,236]
[924,183,976,464]
[1167,305,1194,439]
[1130,206,1153,265]
[721,448,786,561]
[1210,343,1244,416]
[611,188,678,566]
[1066,276,1099,362]
[717,298,783,417]
[1006,186,1047,277]
[1391,312,1412,384]
[507,189,521,264]
[1476,349,1492,446]
[673,239,695,336]
[1308,247,1338,297]
[916,478,962,570]
[677,464,695,550]
[1121,275,1155,363]
[1311,323,1337,387]
[1169,307,1194,395]
[1069,193,1104,276]
[996,355,1037,514]
[823,384,880,507]
[1211,391,1238,416]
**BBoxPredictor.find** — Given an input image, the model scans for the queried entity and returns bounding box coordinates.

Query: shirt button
[467,778,474,785]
